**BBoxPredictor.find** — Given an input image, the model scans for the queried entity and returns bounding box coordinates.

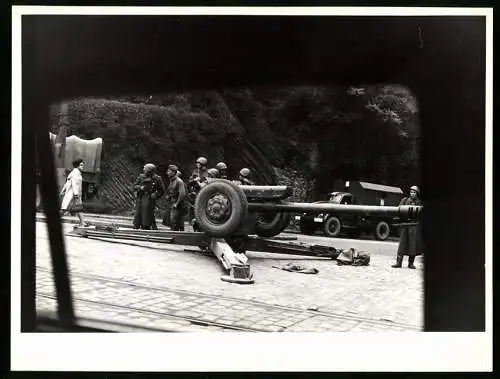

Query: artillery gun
[73,179,422,285]
[194,179,421,238]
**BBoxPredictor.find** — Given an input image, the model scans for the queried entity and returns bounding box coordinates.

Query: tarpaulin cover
[50,132,102,173]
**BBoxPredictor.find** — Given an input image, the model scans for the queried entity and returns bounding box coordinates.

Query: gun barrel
[247,202,422,219]
[239,185,293,201]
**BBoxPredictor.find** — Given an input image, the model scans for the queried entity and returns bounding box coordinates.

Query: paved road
[35,218,423,332]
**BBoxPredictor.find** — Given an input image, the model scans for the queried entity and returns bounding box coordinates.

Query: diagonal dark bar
[20,17,37,332]
[35,107,76,327]
[27,14,76,331]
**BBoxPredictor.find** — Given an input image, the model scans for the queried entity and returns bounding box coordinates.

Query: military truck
[295,180,404,240]
[36,133,103,209]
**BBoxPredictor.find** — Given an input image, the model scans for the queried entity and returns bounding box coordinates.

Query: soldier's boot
[391,254,403,268]
[408,256,416,269]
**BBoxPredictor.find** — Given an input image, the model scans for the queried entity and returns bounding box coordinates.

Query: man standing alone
[392,185,424,269]
[163,164,187,231]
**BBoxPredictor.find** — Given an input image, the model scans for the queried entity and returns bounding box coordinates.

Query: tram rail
[36,266,421,331]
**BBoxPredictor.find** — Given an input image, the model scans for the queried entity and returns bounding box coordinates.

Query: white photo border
[11,6,493,372]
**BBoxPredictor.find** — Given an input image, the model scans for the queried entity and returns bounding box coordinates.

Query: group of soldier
[132,156,255,231]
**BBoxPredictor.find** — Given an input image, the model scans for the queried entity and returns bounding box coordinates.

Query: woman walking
[60,158,88,227]
[392,185,424,269]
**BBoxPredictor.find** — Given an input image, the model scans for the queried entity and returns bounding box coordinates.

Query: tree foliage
[259,84,420,197]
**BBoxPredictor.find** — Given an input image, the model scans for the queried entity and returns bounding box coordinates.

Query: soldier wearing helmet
[189,157,209,184]
[237,167,255,186]
[207,168,220,179]
[162,164,187,231]
[215,162,228,179]
[133,163,165,230]
[391,185,424,269]
[187,156,209,225]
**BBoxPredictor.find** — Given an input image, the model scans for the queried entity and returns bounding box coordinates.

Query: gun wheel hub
[206,193,231,223]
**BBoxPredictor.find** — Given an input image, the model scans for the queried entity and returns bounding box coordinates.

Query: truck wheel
[194,180,248,237]
[255,212,292,238]
[324,216,342,238]
[374,221,390,241]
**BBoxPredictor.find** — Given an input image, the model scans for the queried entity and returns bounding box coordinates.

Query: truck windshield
[329,194,345,203]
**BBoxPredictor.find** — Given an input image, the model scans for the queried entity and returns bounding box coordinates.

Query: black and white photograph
[11,6,492,372]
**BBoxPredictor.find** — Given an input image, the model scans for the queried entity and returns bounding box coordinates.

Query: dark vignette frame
[20,14,486,332]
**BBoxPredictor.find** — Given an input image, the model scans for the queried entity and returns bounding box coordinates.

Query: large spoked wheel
[194,180,248,237]
[374,220,391,241]
[323,216,342,238]
[254,211,292,238]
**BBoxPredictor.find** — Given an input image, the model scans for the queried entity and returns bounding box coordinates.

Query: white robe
[60,168,83,210]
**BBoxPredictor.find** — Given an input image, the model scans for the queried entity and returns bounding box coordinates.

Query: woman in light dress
[60,158,88,227]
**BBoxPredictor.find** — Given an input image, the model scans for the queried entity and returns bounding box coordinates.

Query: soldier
[176,170,188,194]
[176,170,189,230]
[133,163,165,230]
[189,156,209,183]
[391,185,424,269]
[187,157,209,223]
[162,164,187,231]
[207,168,220,180]
[236,167,255,185]
[215,162,228,179]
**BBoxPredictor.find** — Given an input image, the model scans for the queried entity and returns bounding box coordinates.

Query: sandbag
[336,248,370,266]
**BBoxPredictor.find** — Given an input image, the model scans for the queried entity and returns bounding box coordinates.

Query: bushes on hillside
[49,97,247,175]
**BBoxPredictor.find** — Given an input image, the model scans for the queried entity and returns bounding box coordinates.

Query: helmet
[239,168,251,178]
[207,168,219,178]
[196,157,208,165]
[144,163,156,173]
[215,162,227,171]
[410,185,420,194]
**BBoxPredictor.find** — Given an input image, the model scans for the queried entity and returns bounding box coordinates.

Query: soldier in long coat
[392,185,424,269]
[133,163,165,230]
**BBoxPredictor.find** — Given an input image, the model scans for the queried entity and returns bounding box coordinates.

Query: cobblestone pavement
[35,221,424,331]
